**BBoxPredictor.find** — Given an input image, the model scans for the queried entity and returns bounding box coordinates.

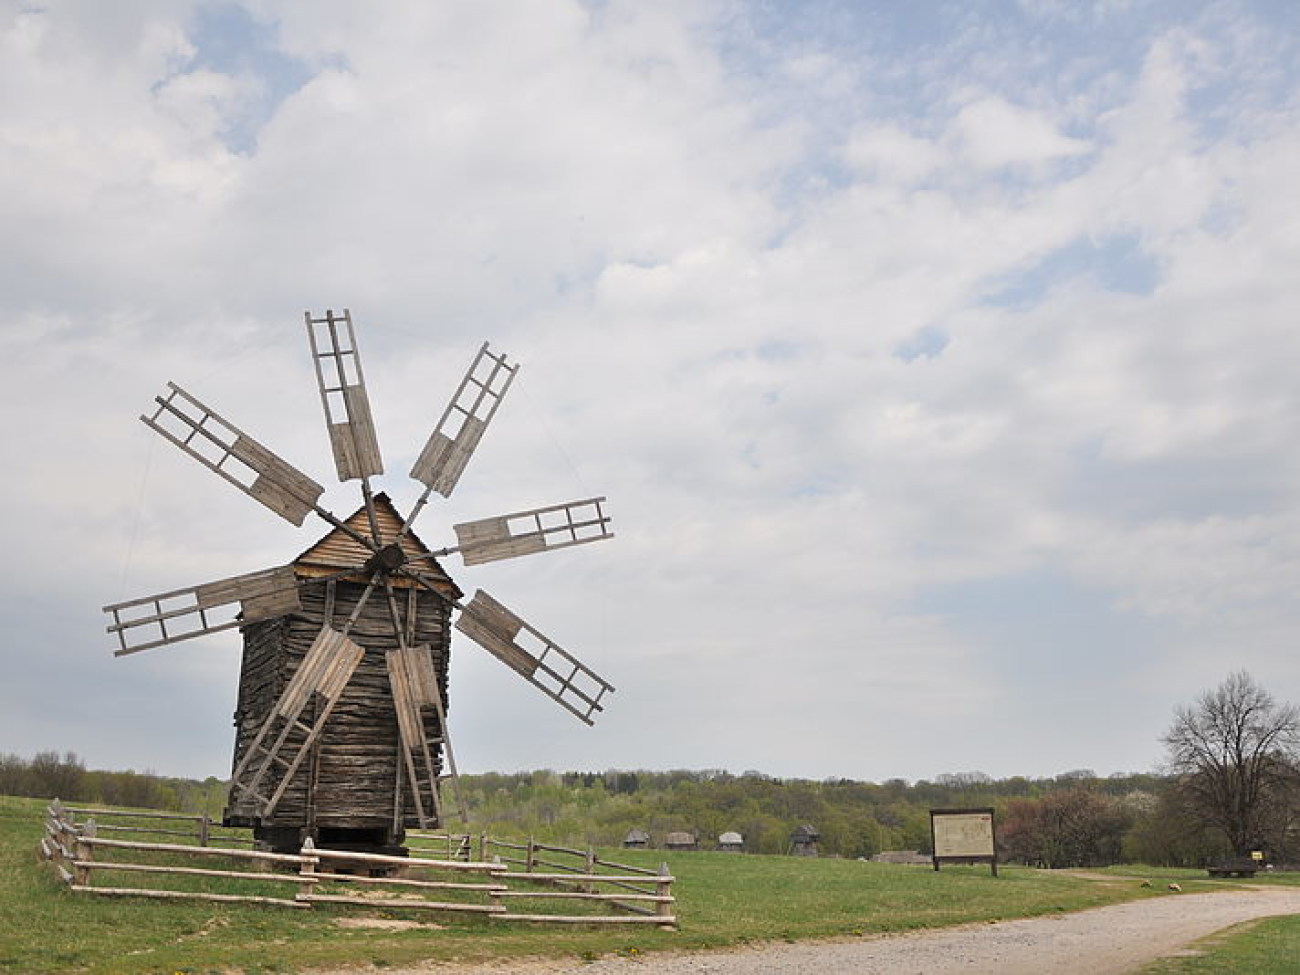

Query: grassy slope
[1,795,1284,975]
[1139,915,1300,974]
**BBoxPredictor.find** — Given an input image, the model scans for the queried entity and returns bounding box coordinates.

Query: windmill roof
[293,492,461,598]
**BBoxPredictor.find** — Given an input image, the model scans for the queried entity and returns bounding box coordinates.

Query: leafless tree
[1163,671,1300,859]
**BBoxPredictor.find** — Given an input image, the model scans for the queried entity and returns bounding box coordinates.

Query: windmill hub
[364,542,407,576]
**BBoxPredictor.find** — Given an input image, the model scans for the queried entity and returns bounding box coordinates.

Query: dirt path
[328,887,1300,975]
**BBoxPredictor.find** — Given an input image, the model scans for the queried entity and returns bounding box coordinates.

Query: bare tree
[1163,671,1300,858]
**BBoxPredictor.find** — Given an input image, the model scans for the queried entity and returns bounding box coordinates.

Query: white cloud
[843,123,946,183]
[3,1,1300,786]
[949,95,1092,170]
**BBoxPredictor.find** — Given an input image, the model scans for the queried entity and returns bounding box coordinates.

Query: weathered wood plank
[489,913,677,925]
[74,861,317,885]
[508,872,674,884]
[76,835,314,865]
[71,886,308,908]
[298,894,503,913]
[409,341,517,499]
[141,382,323,527]
[455,589,613,724]
[303,872,505,892]
[306,309,384,482]
[313,846,503,872]
[276,626,365,717]
[105,566,298,656]
[453,498,611,567]
[229,575,452,831]
[496,891,673,902]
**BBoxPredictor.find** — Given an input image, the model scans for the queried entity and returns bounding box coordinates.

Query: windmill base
[232,820,410,865]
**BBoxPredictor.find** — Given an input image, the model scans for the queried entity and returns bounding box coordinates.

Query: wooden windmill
[103,309,614,854]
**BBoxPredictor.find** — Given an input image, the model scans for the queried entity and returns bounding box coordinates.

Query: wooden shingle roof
[293,492,461,598]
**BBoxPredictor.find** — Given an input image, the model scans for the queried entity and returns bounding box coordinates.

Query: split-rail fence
[39,801,676,927]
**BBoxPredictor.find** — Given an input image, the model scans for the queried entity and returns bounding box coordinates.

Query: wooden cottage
[664,831,698,852]
[623,828,651,849]
[790,823,820,856]
[717,830,744,853]
[223,494,461,854]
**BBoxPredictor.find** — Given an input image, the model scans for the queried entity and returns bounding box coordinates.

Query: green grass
[0,795,1269,975]
[1139,915,1300,974]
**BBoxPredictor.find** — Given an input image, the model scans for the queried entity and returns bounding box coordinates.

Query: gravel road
[341,886,1300,975]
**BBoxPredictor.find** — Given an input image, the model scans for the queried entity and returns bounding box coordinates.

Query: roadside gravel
[330,886,1300,975]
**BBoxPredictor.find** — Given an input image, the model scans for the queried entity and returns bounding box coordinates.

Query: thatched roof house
[623,828,651,849]
[718,830,744,852]
[790,823,820,856]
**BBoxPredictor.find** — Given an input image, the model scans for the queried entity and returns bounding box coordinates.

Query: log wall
[226,576,452,836]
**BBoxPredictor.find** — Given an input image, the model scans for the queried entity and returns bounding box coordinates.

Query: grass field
[1138,914,1300,974]
[1,794,1289,975]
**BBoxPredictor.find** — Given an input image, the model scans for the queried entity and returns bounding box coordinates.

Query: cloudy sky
[4,0,1299,789]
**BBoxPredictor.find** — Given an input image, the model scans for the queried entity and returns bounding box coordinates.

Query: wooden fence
[57,801,255,848]
[40,803,675,927]
[485,835,671,919]
[405,829,481,862]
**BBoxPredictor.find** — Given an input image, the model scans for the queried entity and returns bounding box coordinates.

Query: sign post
[930,807,997,876]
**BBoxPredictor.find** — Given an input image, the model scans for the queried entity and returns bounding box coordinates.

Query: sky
[3,0,1300,789]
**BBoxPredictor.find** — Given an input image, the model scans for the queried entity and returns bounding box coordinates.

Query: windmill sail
[410,342,518,498]
[455,589,613,725]
[229,625,366,817]
[386,644,445,828]
[306,308,384,482]
[454,497,612,566]
[142,383,325,526]
[104,566,300,656]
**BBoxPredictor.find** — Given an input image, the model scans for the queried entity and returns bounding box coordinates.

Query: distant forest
[2,751,1242,868]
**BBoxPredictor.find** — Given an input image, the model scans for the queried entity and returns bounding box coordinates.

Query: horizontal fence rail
[59,803,255,848]
[40,802,676,928]
[483,834,672,920]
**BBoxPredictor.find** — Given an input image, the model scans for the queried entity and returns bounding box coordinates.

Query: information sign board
[930,807,997,875]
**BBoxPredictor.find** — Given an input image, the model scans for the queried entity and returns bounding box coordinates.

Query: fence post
[199,814,211,847]
[299,837,317,900]
[43,801,60,863]
[527,835,536,873]
[489,855,504,913]
[479,831,486,864]
[74,819,97,888]
[656,862,674,929]
[584,846,596,894]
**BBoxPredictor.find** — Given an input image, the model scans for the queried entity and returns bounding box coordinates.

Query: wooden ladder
[230,626,365,816]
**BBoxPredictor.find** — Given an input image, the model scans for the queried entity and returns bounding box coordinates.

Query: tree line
[0,751,226,813]
[0,753,1237,865]
[6,671,1296,869]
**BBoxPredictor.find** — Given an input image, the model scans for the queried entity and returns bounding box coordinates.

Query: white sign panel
[932,810,995,858]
